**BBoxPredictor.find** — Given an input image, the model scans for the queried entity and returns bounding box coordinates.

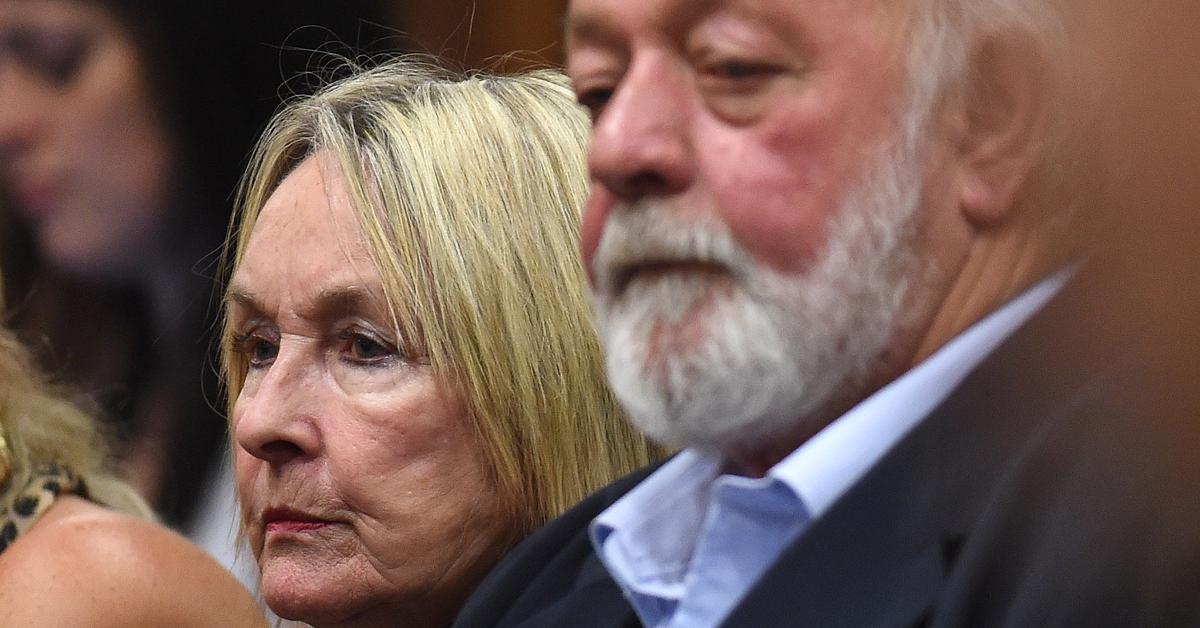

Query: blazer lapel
[520,551,641,628]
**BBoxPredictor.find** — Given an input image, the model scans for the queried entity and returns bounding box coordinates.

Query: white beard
[590,133,926,453]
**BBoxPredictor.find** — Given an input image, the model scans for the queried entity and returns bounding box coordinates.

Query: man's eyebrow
[565,0,719,45]
[564,12,627,50]
[564,13,602,42]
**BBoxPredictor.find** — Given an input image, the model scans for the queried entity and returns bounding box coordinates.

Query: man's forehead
[566,0,903,44]
[567,0,700,43]
[567,0,839,41]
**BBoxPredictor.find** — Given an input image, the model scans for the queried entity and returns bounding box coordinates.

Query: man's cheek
[581,185,615,285]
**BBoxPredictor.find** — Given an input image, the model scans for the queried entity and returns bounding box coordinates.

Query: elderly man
[455,0,1200,626]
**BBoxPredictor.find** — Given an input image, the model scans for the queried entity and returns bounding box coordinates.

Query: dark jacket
[454,261,1200,628]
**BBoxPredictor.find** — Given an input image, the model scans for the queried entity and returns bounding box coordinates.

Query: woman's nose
[233,352,324,467]
[0,66,47,164]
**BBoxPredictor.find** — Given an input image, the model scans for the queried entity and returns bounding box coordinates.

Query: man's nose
[587,54,694,203]
[233,351,323,467]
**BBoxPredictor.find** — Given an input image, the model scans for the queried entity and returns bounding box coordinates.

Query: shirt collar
[592,450,720,598]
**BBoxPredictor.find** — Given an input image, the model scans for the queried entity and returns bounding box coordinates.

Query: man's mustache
[593,203,750,296]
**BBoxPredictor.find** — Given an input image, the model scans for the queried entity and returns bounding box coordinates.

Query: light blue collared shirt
[591,271,1070,628]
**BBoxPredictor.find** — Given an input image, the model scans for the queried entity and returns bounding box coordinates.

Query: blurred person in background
[0,270,267,627]
[0,0,390,557]
[222,59,664,627]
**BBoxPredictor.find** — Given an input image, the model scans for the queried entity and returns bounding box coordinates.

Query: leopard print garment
[0,464,87,554]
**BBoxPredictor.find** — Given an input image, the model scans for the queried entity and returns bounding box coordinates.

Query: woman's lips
[262,507,335,534]
[11,175,63,222]
[266,520,330,533]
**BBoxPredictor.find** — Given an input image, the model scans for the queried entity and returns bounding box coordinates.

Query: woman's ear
[955,34,1053,226]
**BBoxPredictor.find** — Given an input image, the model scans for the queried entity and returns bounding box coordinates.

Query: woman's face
[0,0,172,278]
[228,152,515,628]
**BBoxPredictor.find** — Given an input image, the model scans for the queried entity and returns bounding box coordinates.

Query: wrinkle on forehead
[229,151,385,317]
[226,284,387,324]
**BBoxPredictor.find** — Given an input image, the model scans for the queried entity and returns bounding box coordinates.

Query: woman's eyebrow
[224,284,385,321]
[306,285,378,319]
[225,287,262,314]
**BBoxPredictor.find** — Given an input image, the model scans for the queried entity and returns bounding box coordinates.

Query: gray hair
[904,0,1086,260]
[905,0,1065,132]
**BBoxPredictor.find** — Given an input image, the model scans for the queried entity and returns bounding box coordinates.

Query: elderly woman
[221,60,664,627]
[0,276,266,626]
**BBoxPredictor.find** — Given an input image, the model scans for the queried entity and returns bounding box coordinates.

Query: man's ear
[955,34,1052,226]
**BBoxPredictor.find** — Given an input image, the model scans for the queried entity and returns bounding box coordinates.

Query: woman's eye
[4,27,94,86]
[339,330,399,367]
[234,333,278,369]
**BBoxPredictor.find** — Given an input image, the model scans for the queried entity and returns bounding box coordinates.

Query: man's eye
[576,87,614,119]
[704,60,778,82]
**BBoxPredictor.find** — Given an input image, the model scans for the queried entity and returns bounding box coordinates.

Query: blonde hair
[222,58,664,533]
[0,273,151,518]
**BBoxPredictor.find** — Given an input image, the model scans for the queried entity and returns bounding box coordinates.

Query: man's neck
[724,361,908,478]
[912,224,1056,365]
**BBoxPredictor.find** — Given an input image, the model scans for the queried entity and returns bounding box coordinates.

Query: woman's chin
[260,560,372,626]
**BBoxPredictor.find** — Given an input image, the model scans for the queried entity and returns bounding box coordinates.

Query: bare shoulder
[0,496,267,628]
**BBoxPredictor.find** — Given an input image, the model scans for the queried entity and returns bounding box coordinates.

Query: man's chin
[608,349,809,453]
[620,396,803,456]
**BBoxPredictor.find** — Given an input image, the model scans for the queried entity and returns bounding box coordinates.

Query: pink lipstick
[262,507,334,534]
